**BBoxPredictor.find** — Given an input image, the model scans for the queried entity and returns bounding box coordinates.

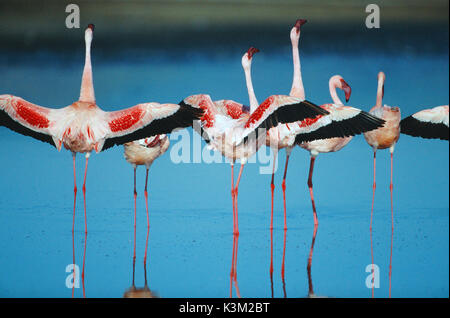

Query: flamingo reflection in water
[269,229,288,298]
[229,234,241,298]
[70,232,87,298]
[124,226,158,298]
[268,228,288,298]
[306,225,319,298]
[281,229,287,298]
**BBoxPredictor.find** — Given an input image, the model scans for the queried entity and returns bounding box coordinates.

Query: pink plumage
[0,25,201,234]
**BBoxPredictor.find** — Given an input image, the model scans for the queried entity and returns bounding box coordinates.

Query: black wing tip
[400,116,449,140]
[102,102,204,151]
[294,110,386,144]
[178,99,204,120]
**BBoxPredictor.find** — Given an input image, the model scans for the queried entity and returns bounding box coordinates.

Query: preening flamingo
[266,19,386,230]
[0,25,202,233]
[181,47,330,235]
[363,71,401,298]
[400,105,449,140]
[124,134,169,260]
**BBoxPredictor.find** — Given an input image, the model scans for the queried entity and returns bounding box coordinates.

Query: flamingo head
[340,79,352,103]
[242,47,259,68]
[85,24,94,46]
[247,47,259,59]
[290,19,307,42]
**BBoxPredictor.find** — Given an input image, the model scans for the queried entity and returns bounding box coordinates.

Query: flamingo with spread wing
[181,47,329,235]
[265,19,385,229]
[0,25,202,233]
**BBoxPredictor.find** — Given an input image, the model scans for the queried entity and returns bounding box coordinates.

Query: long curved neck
[79,37,95,103]
[329,79,343,105]
[244,63,259,113]
[289,37,305,99]
[375,76,384,108]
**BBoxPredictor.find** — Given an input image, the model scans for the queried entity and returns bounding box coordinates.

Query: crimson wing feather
[0,95,56,147]
[102,102,203,151]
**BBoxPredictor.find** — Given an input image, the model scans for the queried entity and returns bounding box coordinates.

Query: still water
[0,45,448,297]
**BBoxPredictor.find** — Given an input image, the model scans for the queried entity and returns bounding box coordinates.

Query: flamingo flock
[0,21,448,299]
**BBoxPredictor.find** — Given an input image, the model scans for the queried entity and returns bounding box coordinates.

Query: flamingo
[298,75,354,226]
[400,105,449,140]
[0,24,203,234]
[180,47,330,235]
[124,134,169,261]
[266,19,386,230]
[363,71,401,298]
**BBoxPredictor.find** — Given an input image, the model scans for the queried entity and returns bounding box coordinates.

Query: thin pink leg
[270,151,277,230]
[144,167,150,229]
[133,167,137,262]
[144,167,150,265]
[307,223,318,297]
[282,154,290,230]
[389,151,394,298]
[234,164,245,236]
[307,156,318,226]
[82,156,89,234]
[281,228,287,298]
[370,150,376,298]
[72,153,77,233]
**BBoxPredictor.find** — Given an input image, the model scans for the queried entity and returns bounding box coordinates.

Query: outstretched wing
[245,95,328,130]
[102,101,203,151]
[400,105,449,140]
[0,94,58,147]
[235,95,328,144]
[294,104,386,143]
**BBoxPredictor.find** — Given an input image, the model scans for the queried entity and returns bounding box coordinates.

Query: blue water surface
[0,45,448,298]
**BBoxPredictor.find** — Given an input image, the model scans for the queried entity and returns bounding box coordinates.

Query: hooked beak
[247,47,260,59]
[294,19,307,34]
[340,79,352,103]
